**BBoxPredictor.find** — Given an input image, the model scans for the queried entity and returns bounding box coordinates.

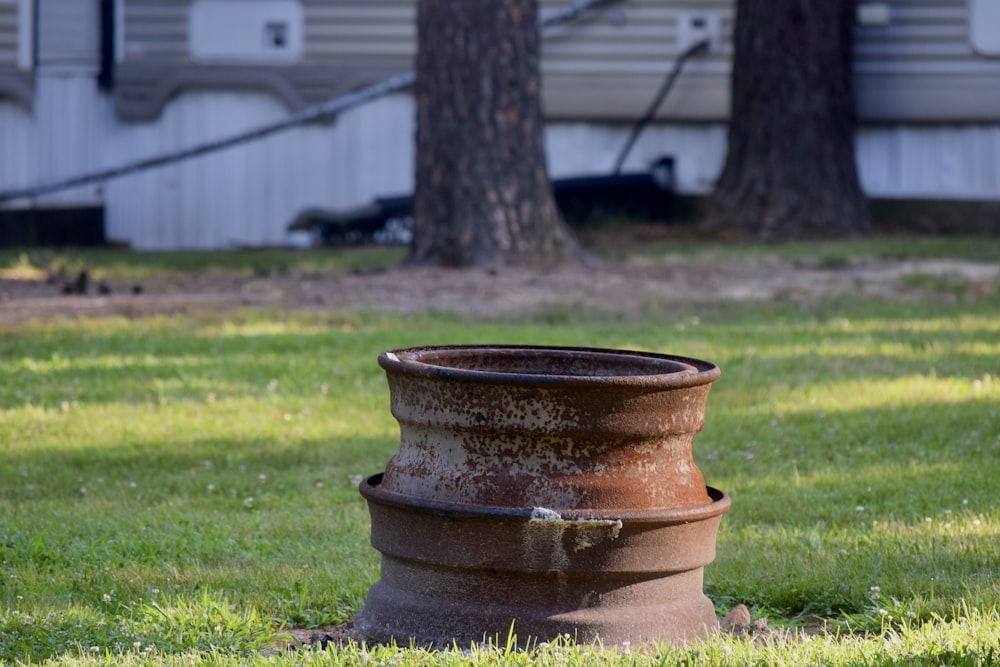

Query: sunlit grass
[0,247,408,281]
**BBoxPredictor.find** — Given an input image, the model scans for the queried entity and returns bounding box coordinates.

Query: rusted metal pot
[355,345,729,647]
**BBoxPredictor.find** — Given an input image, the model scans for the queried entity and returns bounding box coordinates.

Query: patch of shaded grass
[603,232,1000,263]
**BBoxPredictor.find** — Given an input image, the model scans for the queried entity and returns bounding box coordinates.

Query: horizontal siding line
[303,24,680,36]
[123,43,187,52]
[303,0,411,5]
[856,26,970,40]
[548,25,683,37]
[542,60,733,71]
[855,42,975,54]
[543,3,730,10]
[305,10,414,20]
[855,61,1000,75]
[305,47,415,58]
[298,49,727,64]
[123,14,184,24]
[883,8,966,21]
[122,51,188,60]
[305,27,414,38]
[304,34,686,47]
[124,8,185,18]
[128,30,187,38]
[543,48,692,60]
[126,36,187,45]
[304,40,413,51]
[855,45,975,58]
[543,44,692,54]
[543,61,729,75]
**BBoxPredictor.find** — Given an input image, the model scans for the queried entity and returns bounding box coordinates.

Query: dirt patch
[1,254,997,327]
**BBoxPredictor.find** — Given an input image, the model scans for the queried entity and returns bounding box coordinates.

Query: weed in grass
[126,590,278,654]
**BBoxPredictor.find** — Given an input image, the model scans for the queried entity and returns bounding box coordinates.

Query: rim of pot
[361,473,731,523]
[378,345,720,388]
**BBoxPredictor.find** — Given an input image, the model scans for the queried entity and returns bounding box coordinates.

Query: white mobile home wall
[1,0,999,249]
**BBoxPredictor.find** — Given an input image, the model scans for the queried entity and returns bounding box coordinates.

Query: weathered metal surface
[357,345,729,647]
[377,345,720,511]
[357,478,730,647]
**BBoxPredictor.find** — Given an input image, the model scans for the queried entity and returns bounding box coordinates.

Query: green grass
[586,228,1000,264]
[3,233,1000,279]
[2,239,1000,665]
[0,246,407,282]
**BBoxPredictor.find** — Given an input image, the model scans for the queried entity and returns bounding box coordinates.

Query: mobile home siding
[304,2,415,59]
[539,0,733,120]
[116,0,414,120]
[101,91,413,249]
[0,0,18,67]
[112,0,1000,124]
[123,1,187,60]
[0,0,31,108]
[855,0,1000,121]
[37,0,100,68]
[114,0,735,121]
[857,125,1000,199]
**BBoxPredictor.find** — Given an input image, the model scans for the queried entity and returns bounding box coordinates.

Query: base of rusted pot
[355,474,730,647]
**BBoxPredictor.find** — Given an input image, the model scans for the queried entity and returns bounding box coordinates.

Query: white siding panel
[549,123,1000,200]
[545,122,727,194]
[857,125,1000,199]
[0,73,102,209]
[34,72,104,206]
[104,92,299,248]
[0,100,34,207]
[102,92,414,249]
[328,93,413,208]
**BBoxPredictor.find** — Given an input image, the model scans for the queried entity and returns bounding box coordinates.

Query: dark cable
[611,38,709,176]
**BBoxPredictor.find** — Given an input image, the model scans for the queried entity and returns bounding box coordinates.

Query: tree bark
[409,0,581,267]
[705,0,871,239]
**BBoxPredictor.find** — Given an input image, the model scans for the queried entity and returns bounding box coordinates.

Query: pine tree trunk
[705,0,871,239]
[409,0,580,267]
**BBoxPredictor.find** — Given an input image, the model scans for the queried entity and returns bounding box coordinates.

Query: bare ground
[1,252,997,327]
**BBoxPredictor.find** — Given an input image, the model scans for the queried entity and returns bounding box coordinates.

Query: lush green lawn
[1,239,999,665]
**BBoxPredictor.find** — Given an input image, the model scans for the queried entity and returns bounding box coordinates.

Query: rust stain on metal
[378,345,718,511]
[356,345,729,647]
